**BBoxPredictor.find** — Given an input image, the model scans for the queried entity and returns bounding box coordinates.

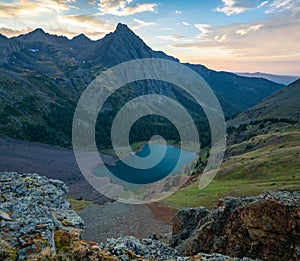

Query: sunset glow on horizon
[0,0,299,75]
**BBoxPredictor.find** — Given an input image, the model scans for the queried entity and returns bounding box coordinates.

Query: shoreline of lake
[95,143,197,185]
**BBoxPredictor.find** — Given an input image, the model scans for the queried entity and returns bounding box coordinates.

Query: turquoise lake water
[95,144,196,185]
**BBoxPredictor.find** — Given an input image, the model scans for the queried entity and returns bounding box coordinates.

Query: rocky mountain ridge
[0,24,283,148]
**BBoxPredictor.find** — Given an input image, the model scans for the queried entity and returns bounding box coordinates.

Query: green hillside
[164,126,300,209]
[230,79,300,126]
[164,79,300,209]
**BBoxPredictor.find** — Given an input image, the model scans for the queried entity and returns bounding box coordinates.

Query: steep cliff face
[171,190,300,261]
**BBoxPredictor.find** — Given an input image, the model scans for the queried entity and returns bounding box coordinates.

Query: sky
[0,0,299,75]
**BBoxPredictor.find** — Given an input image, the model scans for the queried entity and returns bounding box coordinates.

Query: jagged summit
[17,28,47,39]
[103,22,141,41]
[31,28,47,34]
[112,23,141,39]
[113,23,137,36]
[87,22,177,67]
[72,33,90,41]
[116,23,130,31]
[72,33,92,46]
[16,28,69,45]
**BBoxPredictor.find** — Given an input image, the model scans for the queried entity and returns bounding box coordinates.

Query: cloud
[216,0,300,16]
[86,0,97,5]
[170,15,300,74]
[98,0,157,16]
[0,26,33,37]
[53,14,114,39]
[235,24,263,35]
[171,12,300,66]
[60,13,110,25]
[216,0,266,15]
[194,24,211,37]
[157,35,189,42]
[174,10,182,15]
[257,1,269,8]
[182,21,189,26]
[0,0,73,18]
[266,0,300,14]
[214,34,229,42]
[177,1,300,73]
[132,18,154,29]
[161,27,173,31]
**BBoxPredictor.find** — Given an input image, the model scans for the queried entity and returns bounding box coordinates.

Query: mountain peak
[24,28,48,38]
[87,22,178,67]
[116,23,130,32]
[113,23,136,37]
[16,28,69,45]
[73,33,89,39]
[32,28,47,35]
[16,28,49,42]
[72,33,91,43]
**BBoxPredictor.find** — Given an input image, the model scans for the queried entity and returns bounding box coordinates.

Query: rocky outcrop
[171,207,209,246]
[103,236,178,260]
[2,172,295,260]
[102,236,259,261]
[0,171,262,261]
[171,190,300,261]
[0,172,84,260]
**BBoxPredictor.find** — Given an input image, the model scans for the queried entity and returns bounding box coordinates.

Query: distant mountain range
[0,23,284,147]
[230,79,300,126]
[236,72,298,85]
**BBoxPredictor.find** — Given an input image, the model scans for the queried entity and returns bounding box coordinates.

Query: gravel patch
[79,202,172,243]
[0,138,113,203]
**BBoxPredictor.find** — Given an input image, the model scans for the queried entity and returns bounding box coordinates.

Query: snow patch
[29,48,39,53]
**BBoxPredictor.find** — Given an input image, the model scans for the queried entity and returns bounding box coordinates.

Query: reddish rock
[171,191,300,261]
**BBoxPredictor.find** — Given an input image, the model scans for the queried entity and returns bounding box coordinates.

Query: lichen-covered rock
[103,235,179,260]
[178,253,260,261]
[102,236,258,261]
[0,172,84,260]
[0,237,18,261]
[171,190,300,261]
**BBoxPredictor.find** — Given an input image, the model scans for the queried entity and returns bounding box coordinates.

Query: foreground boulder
[0,172,84,260]
[171,190,300,261]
